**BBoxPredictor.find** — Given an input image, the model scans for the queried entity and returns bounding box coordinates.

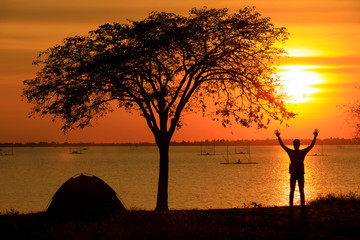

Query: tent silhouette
[46,174,126,219]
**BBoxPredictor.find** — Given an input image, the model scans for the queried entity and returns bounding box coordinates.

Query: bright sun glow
[277,65,323,103]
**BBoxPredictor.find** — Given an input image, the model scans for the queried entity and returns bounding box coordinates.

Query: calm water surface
[0,145,359,213]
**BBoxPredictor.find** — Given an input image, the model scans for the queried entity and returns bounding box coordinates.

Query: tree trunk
[155,136,170,210]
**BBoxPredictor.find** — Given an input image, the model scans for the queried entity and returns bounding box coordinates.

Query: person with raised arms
[275,129,319,208]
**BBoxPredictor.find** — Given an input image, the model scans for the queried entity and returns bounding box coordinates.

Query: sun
[277,65,323,103]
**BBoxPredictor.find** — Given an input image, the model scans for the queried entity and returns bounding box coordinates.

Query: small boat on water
[220,142,257,165]
[0,145,15,156]
[200,142,216,155]
[69,148,83,154]
[70,150,81,154]
[309,144,328,156]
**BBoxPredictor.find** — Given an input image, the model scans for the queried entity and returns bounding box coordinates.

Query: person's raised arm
[275,130,290,151]
[306,129,319,151]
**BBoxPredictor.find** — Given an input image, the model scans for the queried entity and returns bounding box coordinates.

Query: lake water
[0,145,359,213]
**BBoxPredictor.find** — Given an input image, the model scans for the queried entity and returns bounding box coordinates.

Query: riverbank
[1,194,359,240]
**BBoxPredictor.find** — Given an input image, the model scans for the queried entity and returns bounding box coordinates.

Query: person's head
[293,139,300,150]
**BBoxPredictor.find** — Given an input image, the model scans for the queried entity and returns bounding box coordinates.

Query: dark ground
[1,198,359,240]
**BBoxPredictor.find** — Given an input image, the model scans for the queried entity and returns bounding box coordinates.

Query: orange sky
[1,0,360,143]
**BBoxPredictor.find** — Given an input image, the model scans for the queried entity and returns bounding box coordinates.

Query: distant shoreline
[1,138,360,147]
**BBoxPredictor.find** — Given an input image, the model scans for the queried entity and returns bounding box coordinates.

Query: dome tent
[46,173,126,219]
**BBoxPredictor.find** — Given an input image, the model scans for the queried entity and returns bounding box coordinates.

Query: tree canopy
[23,7,295,210]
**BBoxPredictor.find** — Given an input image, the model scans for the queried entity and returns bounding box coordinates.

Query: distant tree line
[172,138,360,146]
[1,138,360,147]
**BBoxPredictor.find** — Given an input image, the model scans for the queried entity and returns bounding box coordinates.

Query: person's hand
[313,128,319,137]
[274,129,280,137]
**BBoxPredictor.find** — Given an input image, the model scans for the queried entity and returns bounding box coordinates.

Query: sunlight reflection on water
[0,145,359,212]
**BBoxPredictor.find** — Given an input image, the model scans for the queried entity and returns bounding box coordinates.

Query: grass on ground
[1,193,359,240]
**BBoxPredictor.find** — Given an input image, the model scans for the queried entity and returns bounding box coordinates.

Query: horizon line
[0,137,359,146]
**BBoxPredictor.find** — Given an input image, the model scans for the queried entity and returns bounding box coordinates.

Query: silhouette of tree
[23,7,295,210]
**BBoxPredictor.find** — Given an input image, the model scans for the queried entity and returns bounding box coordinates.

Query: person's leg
[298,174,305,207]
[289,175,296,207]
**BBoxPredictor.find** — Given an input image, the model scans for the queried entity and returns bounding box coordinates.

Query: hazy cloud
[1,0,359,24]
